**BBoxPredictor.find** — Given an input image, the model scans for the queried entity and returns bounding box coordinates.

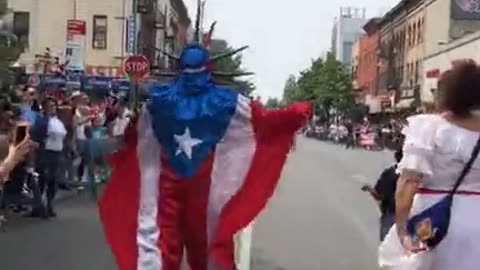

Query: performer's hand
[361,184,371,192]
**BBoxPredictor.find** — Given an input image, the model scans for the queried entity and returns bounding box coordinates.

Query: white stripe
[208,95,257,266]
[136,107,163,270]
[183,66,207,73]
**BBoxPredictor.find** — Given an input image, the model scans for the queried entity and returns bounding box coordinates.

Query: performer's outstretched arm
[251,101,312,135]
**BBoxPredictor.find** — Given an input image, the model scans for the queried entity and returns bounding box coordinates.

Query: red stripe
[158,154,212,270]
[417,188,480,196]
[98,119,141,270]
[210,102,312,269]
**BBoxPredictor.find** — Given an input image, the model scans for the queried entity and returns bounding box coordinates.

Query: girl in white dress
[379,60,480,270]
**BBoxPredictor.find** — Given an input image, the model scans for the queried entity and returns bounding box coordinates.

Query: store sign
[126,15,136,54]
[110,79,131,92]
[85,66,125,77]
[451,0,480,20]
[426,69,441,78]
[65,20,86,71]
[42,75,67,91]
[83,76,112,92]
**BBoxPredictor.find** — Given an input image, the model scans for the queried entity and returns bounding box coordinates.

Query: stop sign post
[123,55,150,111]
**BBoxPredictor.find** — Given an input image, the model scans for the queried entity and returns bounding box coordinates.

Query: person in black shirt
[345,120,355,149]
[361,149,403,241]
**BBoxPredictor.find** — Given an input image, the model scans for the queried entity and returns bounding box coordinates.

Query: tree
[265,97,281,109]
[209,39,255,96]
[282,74,298,103]
[0,6,25,92]
[281,52,355,123]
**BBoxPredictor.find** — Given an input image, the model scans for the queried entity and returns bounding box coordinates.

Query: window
[66,47,73,56]
[13,12,30,49]
[406,26,410,47]
[417,20,423,43]
[92,15,107,49]
[412,24,417,46]
[343,42,353,64]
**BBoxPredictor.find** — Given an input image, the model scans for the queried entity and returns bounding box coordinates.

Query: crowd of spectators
[0,87,131,222]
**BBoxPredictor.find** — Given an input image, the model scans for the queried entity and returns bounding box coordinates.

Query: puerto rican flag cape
[99,80,311,270]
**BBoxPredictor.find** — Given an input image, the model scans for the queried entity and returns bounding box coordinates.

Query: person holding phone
[0,98,32,183]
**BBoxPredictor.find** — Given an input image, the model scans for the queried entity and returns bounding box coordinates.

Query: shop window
[92,15,108,49]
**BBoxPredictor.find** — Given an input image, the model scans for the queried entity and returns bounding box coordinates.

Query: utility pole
[132,0,138,54]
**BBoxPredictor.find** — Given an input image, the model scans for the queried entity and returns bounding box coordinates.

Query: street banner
[66,20,86,71]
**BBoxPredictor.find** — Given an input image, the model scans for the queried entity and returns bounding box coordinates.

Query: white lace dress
[379,114,480,270]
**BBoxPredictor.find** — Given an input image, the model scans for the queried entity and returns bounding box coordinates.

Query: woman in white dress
[379,60,480,270]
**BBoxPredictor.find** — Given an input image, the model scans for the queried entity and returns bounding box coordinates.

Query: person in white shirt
[73,95,93,184]
[31,98,67,217]
[110,99,131,137]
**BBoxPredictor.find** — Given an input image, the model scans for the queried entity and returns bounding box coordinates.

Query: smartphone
[14,123,28,145]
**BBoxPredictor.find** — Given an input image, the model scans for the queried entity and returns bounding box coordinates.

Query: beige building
[421,0,480,106]
[401,0,425,107]
[8,0,190,76]
[9,0,134,76]
[423,31,480,104]
[424,0,480,57]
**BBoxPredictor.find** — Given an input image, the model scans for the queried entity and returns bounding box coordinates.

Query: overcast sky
[184,0,400,100]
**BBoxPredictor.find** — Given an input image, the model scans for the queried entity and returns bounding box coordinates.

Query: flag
[99,88,311,270]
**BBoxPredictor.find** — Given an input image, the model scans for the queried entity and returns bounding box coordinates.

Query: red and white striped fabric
[99,97,311,270]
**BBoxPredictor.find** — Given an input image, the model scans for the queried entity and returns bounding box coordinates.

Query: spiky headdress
[152,0,253,81]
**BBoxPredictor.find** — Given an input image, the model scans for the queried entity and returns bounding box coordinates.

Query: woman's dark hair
[439,60,480,116]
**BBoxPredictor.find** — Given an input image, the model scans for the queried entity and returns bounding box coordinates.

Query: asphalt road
[0,137,393,270]
[251,138,394,270]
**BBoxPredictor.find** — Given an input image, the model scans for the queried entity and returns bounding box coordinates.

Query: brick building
[358,19,380,97]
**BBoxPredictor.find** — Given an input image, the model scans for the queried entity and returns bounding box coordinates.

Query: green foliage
[0,34,24,93]
[265,97,281,109]
[282,52,355,122]
[209,39,255,96]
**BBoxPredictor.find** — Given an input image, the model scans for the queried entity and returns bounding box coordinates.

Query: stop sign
[123,55,150,82]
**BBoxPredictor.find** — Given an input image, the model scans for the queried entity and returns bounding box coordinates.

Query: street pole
[129,0,139,112]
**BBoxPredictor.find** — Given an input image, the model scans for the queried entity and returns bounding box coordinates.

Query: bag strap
[450,135,480,196]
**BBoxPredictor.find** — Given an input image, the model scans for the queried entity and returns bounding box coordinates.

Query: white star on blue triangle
[174,127,202,159]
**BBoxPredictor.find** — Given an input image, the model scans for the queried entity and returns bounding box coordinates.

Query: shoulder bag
[407,135,480,249]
